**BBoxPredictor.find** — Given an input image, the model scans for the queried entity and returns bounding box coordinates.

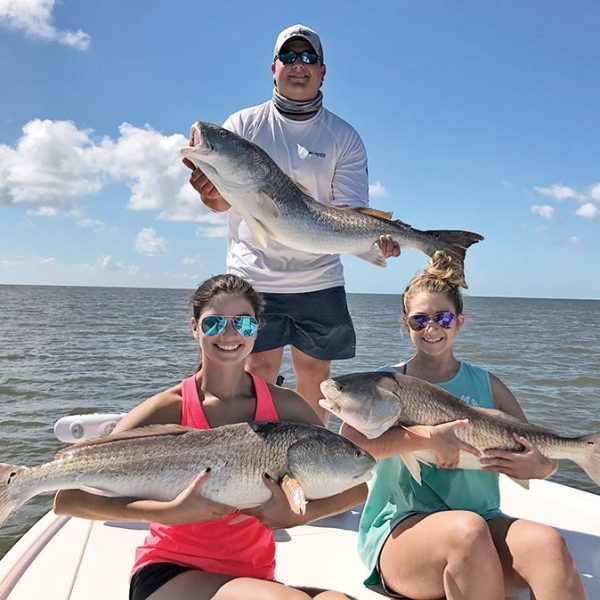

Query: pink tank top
[132,372,280,580]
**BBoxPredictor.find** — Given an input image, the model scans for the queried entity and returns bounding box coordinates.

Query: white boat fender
[54,413,127,443]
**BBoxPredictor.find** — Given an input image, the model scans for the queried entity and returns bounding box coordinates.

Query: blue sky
[1,1,599,299]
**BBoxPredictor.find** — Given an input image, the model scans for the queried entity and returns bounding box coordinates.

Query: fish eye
[218,130,227,137]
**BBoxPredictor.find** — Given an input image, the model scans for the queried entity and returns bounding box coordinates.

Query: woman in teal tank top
[342,252,585,600]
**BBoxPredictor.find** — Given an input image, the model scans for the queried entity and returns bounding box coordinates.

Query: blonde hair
[402,251,464,315]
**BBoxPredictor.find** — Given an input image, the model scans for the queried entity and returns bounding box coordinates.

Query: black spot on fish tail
[422,230,485,288]
[7,472,16,484]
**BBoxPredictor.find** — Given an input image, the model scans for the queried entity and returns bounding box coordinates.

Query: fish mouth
[318,398,340,415]
[354,471,372,482]
[188,123,215,155]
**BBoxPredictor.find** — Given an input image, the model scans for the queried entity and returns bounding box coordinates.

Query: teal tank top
[358,361,503,586]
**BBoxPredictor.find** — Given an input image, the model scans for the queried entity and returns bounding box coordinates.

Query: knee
[292,353,330,380]
[447,513,495,560]
[517,525,572,569]
[246,351,281,381]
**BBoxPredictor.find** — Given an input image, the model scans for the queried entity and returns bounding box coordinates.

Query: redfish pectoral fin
[402,425,432,438]
[509,478,531,489]
[399,453,424,485]
[281,475,307,515]
[353,243,386,267]
[243,213,272,249]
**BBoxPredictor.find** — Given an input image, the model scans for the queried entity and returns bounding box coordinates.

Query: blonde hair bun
[423,251,466,288]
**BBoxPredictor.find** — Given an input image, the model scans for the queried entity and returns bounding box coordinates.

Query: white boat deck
[1,477,599,600]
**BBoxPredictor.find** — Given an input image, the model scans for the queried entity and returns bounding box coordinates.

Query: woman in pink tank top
[54,274,366,600]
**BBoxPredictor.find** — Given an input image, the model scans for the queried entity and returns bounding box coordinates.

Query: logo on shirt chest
[460,395,481,407]
[297,144,326,159]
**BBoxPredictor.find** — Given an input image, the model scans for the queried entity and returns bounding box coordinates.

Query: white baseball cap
[273,24,323,62]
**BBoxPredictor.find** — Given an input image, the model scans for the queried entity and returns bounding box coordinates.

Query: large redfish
[180,122,483,286]
[0,421,375,527]
[319,371,600,487]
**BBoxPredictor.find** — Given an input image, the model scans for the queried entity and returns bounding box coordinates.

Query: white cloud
[568,236,582,245]
[369,181,388,198]
[99,255,138,274]
[0,119,103,207]
[0,0,90,49]
[533,184,579,201]
[587,183,600,202]
[0,259,24,267]
[181,257,197,266]
[94,123,190,214]
[0,118,225,234]
[196,225,228,238]
[533,181,600,222]
[134,227,168,256]
[77,218,117,233]
[27,206,58,216]
[531,204,555,220]
[575,203,599,221]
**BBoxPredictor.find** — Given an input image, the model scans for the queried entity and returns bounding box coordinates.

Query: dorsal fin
[55,424,193,458]
[352,207,413,228]
[353,207,394,220]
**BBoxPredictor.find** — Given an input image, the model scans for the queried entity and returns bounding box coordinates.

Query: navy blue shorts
[253,286,356,361]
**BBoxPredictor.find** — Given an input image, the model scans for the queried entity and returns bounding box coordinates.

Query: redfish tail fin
[0,463,28,527]
[426,230,484,288]
[573,433,600,487]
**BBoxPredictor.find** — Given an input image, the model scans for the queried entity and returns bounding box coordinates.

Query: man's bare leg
[246,346,330,424]
[291,346,331,424]
[246,347,284,384]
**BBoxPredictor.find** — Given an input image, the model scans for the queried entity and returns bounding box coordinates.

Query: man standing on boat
[184,24,400,423]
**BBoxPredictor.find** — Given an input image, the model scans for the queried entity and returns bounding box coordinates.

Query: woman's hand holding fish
[480,434,558,479]
[158,469,236,525]
[240,474,306,530]
[429,419,480,469]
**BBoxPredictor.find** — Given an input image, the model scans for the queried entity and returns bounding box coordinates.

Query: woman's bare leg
[148,570,355,600]
[488,516,587,600]
[379,511,504,600]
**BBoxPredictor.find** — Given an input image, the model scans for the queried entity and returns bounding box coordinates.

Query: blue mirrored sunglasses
[200,315,258,337]
[277,50,320,65]
[407,311,457,332]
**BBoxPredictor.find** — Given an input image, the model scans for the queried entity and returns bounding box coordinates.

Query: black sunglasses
[407,311,457,332]
[276,50,320,65]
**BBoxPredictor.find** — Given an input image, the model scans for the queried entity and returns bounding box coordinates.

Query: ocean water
[1,285,599,559]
